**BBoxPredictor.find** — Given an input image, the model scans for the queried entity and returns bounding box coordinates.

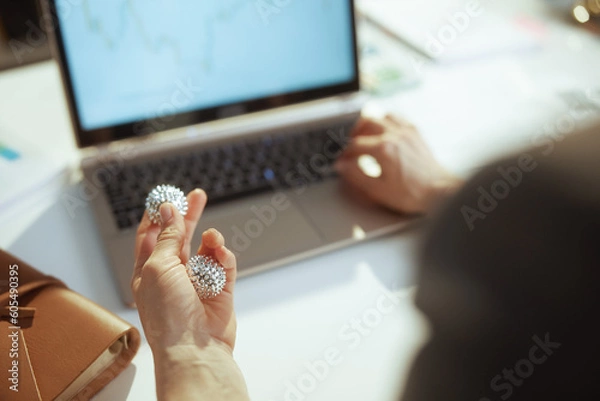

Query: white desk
[1,1,600,400]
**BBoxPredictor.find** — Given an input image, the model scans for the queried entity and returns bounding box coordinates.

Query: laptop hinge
[80,92,366,171]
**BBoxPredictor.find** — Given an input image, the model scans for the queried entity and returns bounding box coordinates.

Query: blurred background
[0,0,598,72]
[0,0,50,71]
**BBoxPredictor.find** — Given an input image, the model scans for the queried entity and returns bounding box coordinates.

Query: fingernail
[159,203,173,224]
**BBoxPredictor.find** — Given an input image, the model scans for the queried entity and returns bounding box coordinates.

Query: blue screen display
[57,0,356,131]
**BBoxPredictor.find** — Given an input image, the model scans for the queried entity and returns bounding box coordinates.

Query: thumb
[335,158,381,195]
[151,203,187,262]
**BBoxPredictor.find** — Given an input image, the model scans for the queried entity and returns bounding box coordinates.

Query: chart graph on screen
[80,0,254,70]
[58,0,356,130]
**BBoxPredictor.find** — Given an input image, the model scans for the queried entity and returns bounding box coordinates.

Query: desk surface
[2,1,600,400]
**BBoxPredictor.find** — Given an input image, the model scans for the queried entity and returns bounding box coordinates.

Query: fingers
[338,135,383,160]
[132,203,187,288]
[133,188,206,285]
[352,115,418,141]
[384,114,416,131]
[335,157,381,197]
[197,229,237,294]
[197,228,225,252]
[135,210,155,257]
[351,117,386,137]
[152,203,187,259]
[182,189,208,261]
[336,134,401,195]
[133,211,161,283]
[214,245,237,294]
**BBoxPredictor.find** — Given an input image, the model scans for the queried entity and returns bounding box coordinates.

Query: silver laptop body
[45,0,411,305]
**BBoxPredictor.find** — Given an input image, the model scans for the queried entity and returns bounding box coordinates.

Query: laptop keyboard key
[100,121,354,230]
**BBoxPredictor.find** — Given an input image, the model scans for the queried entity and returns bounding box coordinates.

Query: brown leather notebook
[0,249,140,401]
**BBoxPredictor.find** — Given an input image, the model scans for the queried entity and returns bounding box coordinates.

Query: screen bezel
[47,0,360,148]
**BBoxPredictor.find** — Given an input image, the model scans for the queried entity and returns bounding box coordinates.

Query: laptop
[44,0,411,305]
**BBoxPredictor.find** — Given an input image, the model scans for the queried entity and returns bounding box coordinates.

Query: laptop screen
[49,0,359,147]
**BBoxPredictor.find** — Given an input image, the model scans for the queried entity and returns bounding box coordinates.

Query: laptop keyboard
[101,122,353,230]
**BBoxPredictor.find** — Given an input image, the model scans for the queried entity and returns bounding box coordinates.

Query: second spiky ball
[186,255,227,299]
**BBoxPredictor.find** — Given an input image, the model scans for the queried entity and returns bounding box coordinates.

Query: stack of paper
[357,0,541,64]
[0,134,66,210]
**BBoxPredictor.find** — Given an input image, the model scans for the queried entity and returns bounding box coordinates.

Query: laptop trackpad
[197,193,323,270]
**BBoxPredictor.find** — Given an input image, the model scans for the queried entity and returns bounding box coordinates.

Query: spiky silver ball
[145,185,188,225]
[186,255,227,299]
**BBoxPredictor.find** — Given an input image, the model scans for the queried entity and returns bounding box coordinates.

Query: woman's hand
[335,115,463,214]
[132,188,237,351]
[132,189,248,401]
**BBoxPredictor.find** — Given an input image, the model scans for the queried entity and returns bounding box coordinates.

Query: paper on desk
[0,133,66,210]
[357,0,541,64]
